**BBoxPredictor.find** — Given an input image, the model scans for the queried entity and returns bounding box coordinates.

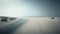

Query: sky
[0,0,60,17]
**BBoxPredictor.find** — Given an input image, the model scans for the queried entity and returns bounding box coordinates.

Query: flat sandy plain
[0,17,60,34]
[13,17,60,34]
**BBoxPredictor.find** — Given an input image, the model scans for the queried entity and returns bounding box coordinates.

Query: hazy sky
[0,0,60,17]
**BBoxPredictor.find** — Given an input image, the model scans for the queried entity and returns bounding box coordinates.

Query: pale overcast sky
[0,0,60,17]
